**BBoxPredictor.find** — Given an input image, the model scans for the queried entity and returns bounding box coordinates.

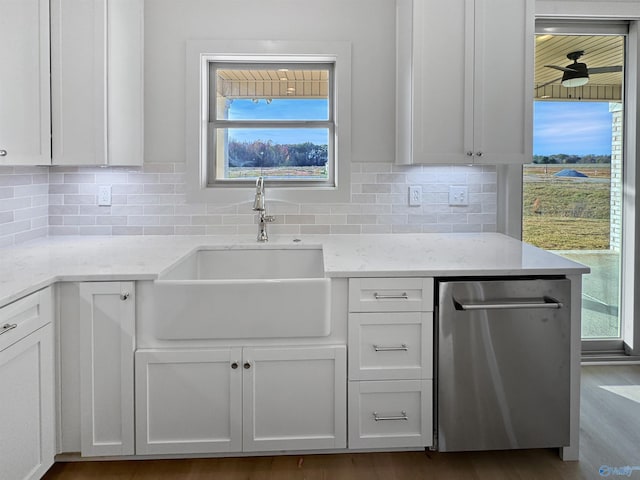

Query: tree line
[532,154,611,164]
[228,140,328,168]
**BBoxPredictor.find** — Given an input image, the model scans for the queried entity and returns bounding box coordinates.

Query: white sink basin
[152,246,331,339]
[159,247,325,280]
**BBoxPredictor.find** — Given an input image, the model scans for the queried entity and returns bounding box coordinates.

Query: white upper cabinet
[396,0,534,165]
[51,0,143,166]
[0,0,51,165]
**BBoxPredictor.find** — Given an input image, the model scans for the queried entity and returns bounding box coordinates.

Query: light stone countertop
[0,233,589,308]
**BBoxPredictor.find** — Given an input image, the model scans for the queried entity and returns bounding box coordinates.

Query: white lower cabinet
[135,345,347,455]
[0,288,55,480]
[57,281,135,457]
[347,278,434,450]
[135,348,242,455]
[79,282,135,456]
[348,379,432,449]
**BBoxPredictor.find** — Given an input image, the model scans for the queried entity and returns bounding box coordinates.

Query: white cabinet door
[0,0,51,165]
[0,324,54,480]
[243,345,347,452]
[473,0,534,164]
[79,281,135,456]
[135,345,346,455]
[397,0,533,165]
[50,0,143,166]
[404,0,470,165]
[135,348,243,455]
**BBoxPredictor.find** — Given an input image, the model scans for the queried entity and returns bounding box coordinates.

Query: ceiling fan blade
[544,64,579,73]
[535,76,563,90]
[588,65,623,74]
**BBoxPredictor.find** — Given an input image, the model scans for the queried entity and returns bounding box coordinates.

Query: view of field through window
[524,101,621,339]
[212,66,332,182]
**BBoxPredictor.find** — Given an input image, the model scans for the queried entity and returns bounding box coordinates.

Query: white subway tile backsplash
[113,226,143,235]
[331,225,361,234]
[362,224,392,234]
[0,174,32,187]
[301,225,331,235]
[0,167,49,245]
[176,226,207,235]
[0,161,498,244]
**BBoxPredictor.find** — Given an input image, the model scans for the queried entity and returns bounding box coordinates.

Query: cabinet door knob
[231,362,239,369]
[476,152,483,157]
[243,362,251,369]
[466,151,473,157]
[0,150,7,157]
[120,293,130,301]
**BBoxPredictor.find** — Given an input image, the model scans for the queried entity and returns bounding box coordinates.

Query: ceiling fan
[540,50,622,88]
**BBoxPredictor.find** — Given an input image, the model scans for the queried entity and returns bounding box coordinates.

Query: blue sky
[534,101,613,155]
[228,99,328,145]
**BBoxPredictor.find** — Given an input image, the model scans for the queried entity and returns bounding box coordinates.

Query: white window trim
[186,40,352,204]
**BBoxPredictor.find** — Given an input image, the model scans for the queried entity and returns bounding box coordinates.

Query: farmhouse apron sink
[151,246,331,339]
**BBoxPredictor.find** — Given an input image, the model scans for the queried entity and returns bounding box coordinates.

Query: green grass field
[522,165,613,250]
[228,166,326,179]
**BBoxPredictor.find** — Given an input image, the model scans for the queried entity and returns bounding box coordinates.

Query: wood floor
[43,365,640,480]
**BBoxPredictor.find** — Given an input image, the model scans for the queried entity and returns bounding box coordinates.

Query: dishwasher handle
[453,296,563,311]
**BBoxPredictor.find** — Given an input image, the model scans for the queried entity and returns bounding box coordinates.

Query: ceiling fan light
[561,62,589,87]
[562,77,589,87]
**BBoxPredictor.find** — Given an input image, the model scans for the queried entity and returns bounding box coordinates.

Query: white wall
[144,0,397,165]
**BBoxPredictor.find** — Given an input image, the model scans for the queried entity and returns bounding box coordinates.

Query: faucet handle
[252,176,265,211]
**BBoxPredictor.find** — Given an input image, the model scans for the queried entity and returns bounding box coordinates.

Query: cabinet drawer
[348,380,432,449]
[349,278,433,312]
[349,312,432,381]
[0,287,53,352]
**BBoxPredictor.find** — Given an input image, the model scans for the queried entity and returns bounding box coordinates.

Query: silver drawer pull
[120,293,130,301]
[0,150,7,157]
[454,296,563,311]
[373,411,408,422]
[0,323,17,335]
[374,292,408,300]
[373,344,408,352]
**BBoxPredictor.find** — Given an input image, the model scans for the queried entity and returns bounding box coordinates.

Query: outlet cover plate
[449,186,468,206]
[409,185,422,206]
[98,185,112,206]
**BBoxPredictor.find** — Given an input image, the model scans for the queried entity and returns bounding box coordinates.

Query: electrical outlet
[449,186,468,206]
[98,185,112,206]
[408,185,422,206]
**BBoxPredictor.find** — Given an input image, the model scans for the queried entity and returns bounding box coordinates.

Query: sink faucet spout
[252,176,275,242]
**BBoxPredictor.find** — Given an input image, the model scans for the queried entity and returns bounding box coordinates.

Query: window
[208,62,334,186]
[521,20,639,358]
[185,40,351,204]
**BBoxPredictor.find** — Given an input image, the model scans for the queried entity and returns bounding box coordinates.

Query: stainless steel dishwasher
[436,278,571,452]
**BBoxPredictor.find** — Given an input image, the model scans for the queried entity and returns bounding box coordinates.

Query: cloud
[534,102,613,155]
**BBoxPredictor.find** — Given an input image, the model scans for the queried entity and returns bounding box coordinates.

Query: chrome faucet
[252,176,275,242]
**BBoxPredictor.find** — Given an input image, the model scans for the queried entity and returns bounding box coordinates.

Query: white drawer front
[348,380,432,449]
[0,287,53,352]
[349,312,432,380]
[349,278,434,312]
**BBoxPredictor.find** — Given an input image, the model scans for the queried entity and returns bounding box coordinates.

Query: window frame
[207,60,336,187]
[185,40,352,205]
